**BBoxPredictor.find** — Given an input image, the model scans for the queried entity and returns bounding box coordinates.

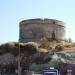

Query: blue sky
[0,0,75,43]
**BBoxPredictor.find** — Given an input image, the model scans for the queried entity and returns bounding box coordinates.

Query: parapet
[19,18,65,27]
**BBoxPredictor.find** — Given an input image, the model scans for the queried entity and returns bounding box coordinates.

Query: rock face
[19,18,66,42]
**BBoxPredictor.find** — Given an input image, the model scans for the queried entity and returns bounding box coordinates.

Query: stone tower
[19,18,66,42]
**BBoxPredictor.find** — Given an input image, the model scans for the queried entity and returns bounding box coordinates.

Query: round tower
[19,18,66,42]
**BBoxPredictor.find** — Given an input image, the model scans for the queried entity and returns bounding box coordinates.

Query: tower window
[53,21,55,24]
[33,33,37,37]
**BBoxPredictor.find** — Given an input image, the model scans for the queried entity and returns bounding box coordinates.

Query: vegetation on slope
[0,39,75,71]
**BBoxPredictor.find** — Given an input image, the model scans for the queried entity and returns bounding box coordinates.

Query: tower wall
[19,19,66,42]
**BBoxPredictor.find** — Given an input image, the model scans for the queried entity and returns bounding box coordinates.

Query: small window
[33,33,37,37]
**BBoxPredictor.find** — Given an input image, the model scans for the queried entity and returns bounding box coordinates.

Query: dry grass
[37,48,48,53]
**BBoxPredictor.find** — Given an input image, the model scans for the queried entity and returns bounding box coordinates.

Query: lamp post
[18,42,21,75]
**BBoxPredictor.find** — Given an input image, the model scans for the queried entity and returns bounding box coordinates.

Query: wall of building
[19,19,66,42]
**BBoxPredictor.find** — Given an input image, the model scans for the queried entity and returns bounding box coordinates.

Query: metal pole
[18,42,21,75]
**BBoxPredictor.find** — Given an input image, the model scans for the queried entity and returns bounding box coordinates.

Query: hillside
[0,40,75,72]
